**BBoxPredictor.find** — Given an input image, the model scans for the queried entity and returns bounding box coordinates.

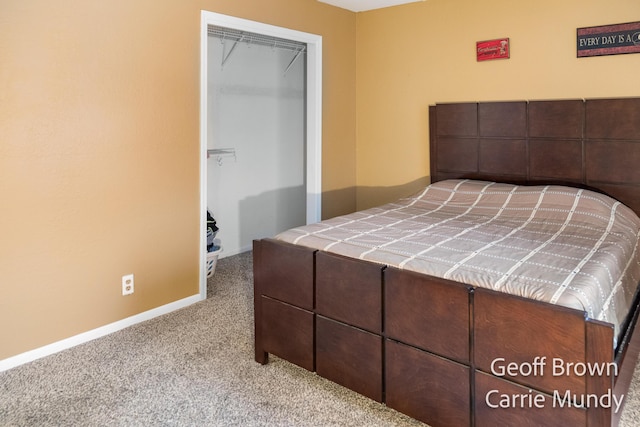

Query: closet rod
[208,26,307,54]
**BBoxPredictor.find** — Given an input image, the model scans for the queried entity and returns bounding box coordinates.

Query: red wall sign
[476,38,510,61]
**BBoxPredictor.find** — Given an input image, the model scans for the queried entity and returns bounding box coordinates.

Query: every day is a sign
[577,21,640,57]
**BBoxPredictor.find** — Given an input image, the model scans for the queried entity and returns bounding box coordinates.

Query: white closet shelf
[207,148,236,165]
[208,26,306,53]
[209,25,306,74]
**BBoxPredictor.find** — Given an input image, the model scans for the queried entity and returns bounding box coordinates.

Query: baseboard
[0,294,203,372]
[218,245,252,260]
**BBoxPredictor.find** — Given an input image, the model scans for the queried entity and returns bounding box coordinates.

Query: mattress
[276,179,640,342]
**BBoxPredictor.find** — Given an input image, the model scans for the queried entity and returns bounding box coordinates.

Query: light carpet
[1,252,639,426]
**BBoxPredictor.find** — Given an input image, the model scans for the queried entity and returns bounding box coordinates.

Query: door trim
[199,11,322,299]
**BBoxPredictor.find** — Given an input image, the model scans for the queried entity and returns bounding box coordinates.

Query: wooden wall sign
[476,38,510,61]
[577,21,640,57]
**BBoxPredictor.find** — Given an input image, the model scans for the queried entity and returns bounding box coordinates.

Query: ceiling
[318,0,425,12]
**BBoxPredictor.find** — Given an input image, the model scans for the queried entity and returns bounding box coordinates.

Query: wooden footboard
[253,238,640,427]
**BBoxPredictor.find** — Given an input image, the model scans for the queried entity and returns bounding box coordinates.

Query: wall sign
[476,38,510,61]
[577,21,640,57]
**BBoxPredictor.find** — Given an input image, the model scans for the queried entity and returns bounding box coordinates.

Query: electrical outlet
[122,274,134,296]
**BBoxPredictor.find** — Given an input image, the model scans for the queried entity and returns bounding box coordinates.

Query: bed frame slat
[474,287,587,396]
[316,251,383,333]
[585,320,615,426]
[385,267,471,363]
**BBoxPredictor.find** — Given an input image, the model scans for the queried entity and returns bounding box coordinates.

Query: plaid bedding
[276,179,640,342]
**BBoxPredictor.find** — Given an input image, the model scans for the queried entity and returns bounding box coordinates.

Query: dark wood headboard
[429,98,640,215]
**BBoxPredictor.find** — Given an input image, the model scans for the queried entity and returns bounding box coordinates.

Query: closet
[206,26,307,257]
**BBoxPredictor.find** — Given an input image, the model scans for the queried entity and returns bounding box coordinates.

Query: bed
[252,97,640,427]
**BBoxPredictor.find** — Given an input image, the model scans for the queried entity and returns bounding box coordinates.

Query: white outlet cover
[122,274,134,295]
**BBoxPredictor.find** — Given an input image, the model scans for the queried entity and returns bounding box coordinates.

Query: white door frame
[199,11,322,299]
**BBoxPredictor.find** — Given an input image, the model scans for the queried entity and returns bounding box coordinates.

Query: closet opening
[199,11,322,299]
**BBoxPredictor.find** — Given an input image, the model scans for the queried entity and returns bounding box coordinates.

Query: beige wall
[355,0,640,210]
[0,0,356,360]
